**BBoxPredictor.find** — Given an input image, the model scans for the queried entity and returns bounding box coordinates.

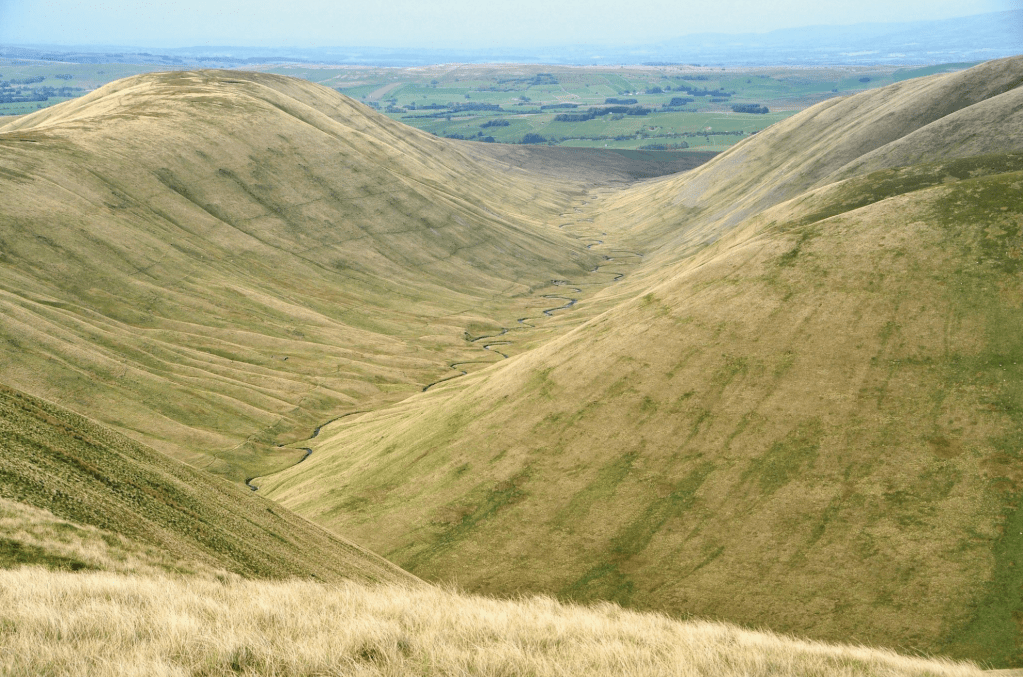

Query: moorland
[1,54,1022,674]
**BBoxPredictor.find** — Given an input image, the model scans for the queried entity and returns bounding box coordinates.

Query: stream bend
[248,236,642,487]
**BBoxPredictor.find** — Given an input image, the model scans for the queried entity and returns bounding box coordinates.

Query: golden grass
[0,499,203,577]
[0,566,984,677]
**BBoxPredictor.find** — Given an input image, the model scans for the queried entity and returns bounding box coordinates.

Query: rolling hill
[259,56,1023,665]
[0,69,610,481]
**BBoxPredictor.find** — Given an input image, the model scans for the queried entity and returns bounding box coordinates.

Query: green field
[279,63,976,151]
[0,60,978,150]
[0,61,158,116]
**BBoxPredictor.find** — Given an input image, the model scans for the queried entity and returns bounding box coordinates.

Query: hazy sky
[0,0,1018,48]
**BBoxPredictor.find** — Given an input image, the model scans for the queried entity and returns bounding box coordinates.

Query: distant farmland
[0,60,976,151]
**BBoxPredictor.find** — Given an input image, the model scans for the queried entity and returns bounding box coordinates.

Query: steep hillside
[595,56,1023,261]
[0,382,414,584]
[0,70,605,480]
[261,58,1023,665]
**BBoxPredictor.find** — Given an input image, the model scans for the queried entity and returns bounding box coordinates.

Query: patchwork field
[0,59,979,150]
[279,62,978,151]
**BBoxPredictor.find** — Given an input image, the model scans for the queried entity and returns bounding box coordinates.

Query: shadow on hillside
[467,144,718,185]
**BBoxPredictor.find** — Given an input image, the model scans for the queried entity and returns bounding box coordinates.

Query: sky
[0,0,1019,49]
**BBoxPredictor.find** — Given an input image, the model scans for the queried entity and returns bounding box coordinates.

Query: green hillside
[260,56,1023,665]
[0,382,414,583]
[0,69,610,481]
[592,56,1023,260]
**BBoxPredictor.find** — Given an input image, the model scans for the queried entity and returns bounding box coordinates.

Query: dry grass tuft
[0,499,205,577]
[0,567,983,677]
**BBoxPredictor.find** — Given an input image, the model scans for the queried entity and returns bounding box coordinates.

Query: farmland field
[0,59,977,150]
[266,62,978,151]
[0,62,156,116]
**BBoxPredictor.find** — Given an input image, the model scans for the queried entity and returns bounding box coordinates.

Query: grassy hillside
[592,56,1023,260]
[4,58,1022,669]
[0,568,984,676]
[0,382,414,584]
[0,69,610,481]
[261,57,1023,665]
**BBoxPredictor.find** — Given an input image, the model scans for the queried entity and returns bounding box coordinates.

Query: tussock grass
[0,499,198,576]
[0,567,983,677]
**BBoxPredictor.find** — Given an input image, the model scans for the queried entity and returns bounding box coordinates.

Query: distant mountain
[652,10,1023,65]
[1,10,1019,66]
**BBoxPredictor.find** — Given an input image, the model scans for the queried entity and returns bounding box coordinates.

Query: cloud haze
[0,0,1018,48]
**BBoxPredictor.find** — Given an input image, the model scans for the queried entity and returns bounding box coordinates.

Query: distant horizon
[1,0,1018,50]
[0,8,1016,52]
[1,8,1018,69]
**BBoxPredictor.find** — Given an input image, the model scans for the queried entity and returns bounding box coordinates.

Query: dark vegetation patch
[407,469,532,570]
[731,104,769,114]
[551,452,638,529]
[742,420,823,496]
[795,153,1023,229]
[470,145,716,184]
[562,462,714,606]
[0,538,96,572]
[777,225,822,267]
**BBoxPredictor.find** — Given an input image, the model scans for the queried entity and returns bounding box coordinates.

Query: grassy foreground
[0,567,984,677]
